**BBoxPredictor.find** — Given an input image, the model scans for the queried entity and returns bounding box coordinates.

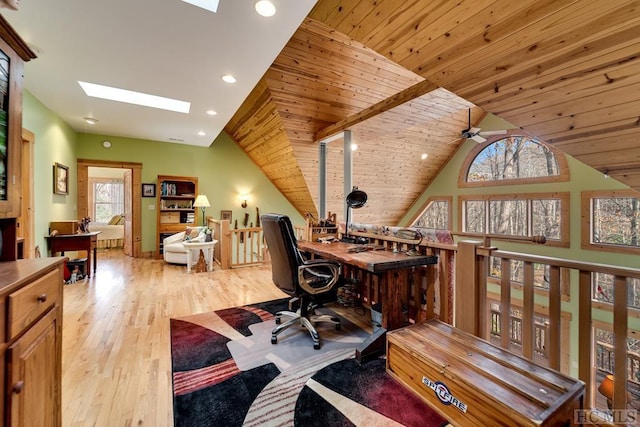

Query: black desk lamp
[342,186,367,244]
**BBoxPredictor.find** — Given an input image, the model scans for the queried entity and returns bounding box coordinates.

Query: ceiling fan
[460,108,507,143]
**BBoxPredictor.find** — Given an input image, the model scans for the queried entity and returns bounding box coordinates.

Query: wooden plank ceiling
[226,0,640,225]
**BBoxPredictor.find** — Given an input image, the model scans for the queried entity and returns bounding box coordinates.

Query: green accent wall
[23,90,302,254]
[399,113,638,377]
[23,91,79,254]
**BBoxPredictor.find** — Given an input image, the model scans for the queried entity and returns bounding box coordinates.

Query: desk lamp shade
[343,186,367,243]
[193,194,210,226]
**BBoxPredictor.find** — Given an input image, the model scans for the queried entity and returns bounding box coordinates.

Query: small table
[45,231,101,277]
[182,240,217,273]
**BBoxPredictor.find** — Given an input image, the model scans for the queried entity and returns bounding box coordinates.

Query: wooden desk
[46,232,100,277]
[298,240,438,330]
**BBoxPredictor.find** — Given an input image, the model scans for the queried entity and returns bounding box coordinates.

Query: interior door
[123,170,132,256]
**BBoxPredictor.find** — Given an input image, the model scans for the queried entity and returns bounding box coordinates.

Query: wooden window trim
[407,195,452,229]
[458,130,570,188]
[458,192,570,247]
[581,189,640,255]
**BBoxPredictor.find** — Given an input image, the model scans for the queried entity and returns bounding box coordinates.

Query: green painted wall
[399,113,637,377]
[23,91,302,254]
[23,91,79,254]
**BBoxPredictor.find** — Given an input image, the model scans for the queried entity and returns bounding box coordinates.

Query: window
[459,132,569,188]
[582,190,640,254]
[593,273,640,309]
[459,193,569,246]
[93,180,124,223]
[409,196,451,230]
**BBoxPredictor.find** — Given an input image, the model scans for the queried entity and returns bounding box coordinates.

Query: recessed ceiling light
[84,117,98,125]
[255,0,276,17]
[206,110,217,116]
[222,74,237,84]
[421,153,428,160]
[78,81,191,113]
[198,131,206,136]
[181,0,219,13]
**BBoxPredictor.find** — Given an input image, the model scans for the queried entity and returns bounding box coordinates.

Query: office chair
[261,213,342,349]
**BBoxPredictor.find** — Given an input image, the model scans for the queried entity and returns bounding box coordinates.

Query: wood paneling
[226,0,640,224]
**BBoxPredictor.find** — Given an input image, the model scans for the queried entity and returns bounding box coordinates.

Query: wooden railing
[596,341,640,386]
[457,241,640,412]
[207,217,307,269]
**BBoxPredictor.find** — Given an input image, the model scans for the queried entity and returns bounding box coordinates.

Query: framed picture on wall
[221,210,232,222]
[53,162,69,195]
[142,183,156,197]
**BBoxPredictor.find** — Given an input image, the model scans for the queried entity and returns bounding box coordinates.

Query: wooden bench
[386,320,585,426]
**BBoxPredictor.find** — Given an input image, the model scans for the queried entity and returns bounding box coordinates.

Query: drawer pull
[12,381,24,394]
[37,294,47,303]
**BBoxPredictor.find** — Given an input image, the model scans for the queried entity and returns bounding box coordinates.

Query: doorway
[18,129,35,258]
[77,159,143,257]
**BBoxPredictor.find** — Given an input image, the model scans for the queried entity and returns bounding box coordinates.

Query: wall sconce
[240,193,249,209]
[193,194,210,226]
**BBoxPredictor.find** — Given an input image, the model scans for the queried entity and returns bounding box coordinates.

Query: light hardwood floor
[61,249,371,426]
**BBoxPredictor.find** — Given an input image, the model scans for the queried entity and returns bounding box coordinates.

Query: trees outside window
[460,193,568,246]
[93,180,124,223]
[582,190,640,255]
[409,196,452,230]
[459,132,569,188]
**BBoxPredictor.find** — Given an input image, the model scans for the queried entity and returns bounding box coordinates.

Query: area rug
[170,298,448,426]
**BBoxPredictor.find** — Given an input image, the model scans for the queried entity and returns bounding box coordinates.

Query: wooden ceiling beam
[314,79,440,142]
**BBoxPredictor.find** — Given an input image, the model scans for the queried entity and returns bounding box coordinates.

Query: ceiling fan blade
[469,127,481,134]
[471,134,487,143]
[479,130,507,136]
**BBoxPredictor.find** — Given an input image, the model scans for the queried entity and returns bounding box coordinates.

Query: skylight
[78,81,191,114]
[181,0,219,13]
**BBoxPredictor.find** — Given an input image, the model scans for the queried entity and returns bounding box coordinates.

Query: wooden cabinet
[0,15,36,261]
[156,175,198,256]
[0,258,64,427]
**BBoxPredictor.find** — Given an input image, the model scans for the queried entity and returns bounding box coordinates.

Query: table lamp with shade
[598,374,614,409]
[193,195,210,226]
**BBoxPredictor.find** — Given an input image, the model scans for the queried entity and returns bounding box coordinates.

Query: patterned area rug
[170,298,448,426]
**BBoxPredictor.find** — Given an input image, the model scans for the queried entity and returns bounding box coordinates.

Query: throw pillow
[108,215,121,225]
[183,227,201,241]
[117,216,125,225]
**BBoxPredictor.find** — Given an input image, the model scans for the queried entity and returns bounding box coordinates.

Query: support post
[455,240,482,335]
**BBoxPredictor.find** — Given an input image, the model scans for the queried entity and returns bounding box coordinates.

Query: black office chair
[261,213,342,349]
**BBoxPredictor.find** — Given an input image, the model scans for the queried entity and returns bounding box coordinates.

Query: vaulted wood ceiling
[225,0,640,225]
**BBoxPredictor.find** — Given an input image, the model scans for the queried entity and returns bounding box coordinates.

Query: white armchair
[163,226,209,264]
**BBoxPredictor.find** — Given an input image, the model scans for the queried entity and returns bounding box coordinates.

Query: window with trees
[582,190,640,254]
[409,196,451,230]
[92,179,124,223]
[459,193,569,246]
[458,132,569,188]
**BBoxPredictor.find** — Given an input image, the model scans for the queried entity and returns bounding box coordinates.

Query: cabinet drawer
[7,270,59,340]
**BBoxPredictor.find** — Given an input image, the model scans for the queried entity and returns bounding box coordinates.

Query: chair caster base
[271,335,277,344]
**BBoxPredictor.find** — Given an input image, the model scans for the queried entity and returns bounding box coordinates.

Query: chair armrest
[297,259,341,295]
[164,232,185,246]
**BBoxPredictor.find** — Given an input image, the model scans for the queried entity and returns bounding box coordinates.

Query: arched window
[457,132,570,246]
[459,132,569,187]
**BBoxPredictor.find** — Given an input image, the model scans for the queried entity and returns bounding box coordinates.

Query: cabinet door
[7,309,59,427]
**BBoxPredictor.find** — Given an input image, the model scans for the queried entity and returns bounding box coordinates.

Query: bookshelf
[156,175,198,256]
